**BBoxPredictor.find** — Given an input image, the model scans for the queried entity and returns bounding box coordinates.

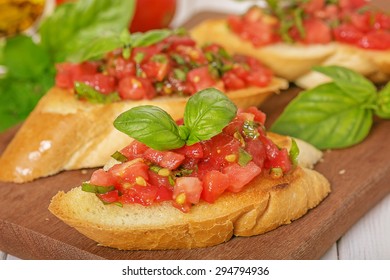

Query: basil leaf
[289,138,300,168]
[66,32,123,62]
[113,105,185,150]
[184,88,237,145]
[313,66,377,102]
[132,29,172,48]
[75,82,120,104]
[271,83,373,149]
[81,183,115,194]
[3,35,51,79]
[375,82,390,119]
[39,0,135,62]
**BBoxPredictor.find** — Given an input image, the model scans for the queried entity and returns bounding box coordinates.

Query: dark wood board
[1,86,390,260]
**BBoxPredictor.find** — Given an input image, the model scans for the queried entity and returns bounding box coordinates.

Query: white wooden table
[1,0,389,260]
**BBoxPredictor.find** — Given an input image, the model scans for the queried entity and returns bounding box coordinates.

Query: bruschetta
[190,0,390,88]
[0,33,287,183]
[49,88,330,250]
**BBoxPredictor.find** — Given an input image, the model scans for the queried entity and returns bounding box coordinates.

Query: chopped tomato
[106,56,136,79]
[141,54,171,82]
[245,106,266,124]
[173,177,202,212]
[108,160,149,184]
[223,162,261,193]
[173,142,204,159]
[90,169,117,187]
[120,141,149,160]
[118,76,156,100]
[187,66,217,92]
[358,30,390,50]
[245,139,266,167]
[97,190,120,204]
[222,70,246,90]
[55,62,99,88]
[143,149,185,170]
[201,170,229,203]
[121,185,158,206]
[292,18,332,44]
[77,73,117,95]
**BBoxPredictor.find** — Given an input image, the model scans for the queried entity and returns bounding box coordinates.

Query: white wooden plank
[338,194,390,259]
[321,243,338,260]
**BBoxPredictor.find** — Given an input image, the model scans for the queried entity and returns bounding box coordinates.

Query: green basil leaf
[289,138,300,168]
[75,82,120,104]
[3,35,51,79]
[313,66,377,102]
[113,105,185,150]
[131,29,172,48]
[66,31,123,62]
[39,0,135,62]
[184,88,237,145]
[81,182,115,194]
[238,148,252,166]
[111,151,128,163]
[271,83,373,149]
[375,82,390,119]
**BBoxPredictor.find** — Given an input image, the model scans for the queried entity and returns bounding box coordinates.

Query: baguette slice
[0,78,287,183]
[190,19,336,81]
[190,19,390,88]
[48,135,330,250]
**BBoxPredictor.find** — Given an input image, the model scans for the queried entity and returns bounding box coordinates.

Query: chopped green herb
[111,151,128,163]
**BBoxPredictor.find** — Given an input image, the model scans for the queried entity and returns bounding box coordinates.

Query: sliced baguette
[48,134,330,250]
[190,19,390,88]
[0,78,288,183]
[49,165,330,250]
[190,19,336,81]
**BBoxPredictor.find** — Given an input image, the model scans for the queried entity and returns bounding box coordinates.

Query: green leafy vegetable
[289,138,300,167]
[113,88,237,150]
[0,0,137,132]
[81,183,115,194]
[74,82,120,104]
[39,0,135,62]
[271,66,389,149]
[111,151,128,163]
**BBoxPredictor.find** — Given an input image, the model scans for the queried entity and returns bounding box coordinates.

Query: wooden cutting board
[1,86,389,260]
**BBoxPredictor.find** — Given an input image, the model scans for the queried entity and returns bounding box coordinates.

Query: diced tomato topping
[55,62,99,88]
[83,107,295,212]
[173,177,202,212]
[77,73,117,95]
[108,160,149,184]
[97,190,120,204]
[120,141,149,160]
[226,1,390,50]
[223,162,262,193]
[90,169,117,187]
[143,149,185,170]
[120,185,158,206]
[118,76,156,100]
[201,170,229,203]
[106,56,136,79]
[187,66,217,92]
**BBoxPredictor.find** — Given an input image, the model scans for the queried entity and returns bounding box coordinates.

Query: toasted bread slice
[48,134,330,250]
[190,19,336,81]
[190,19,390,88]
[0,78,287,183]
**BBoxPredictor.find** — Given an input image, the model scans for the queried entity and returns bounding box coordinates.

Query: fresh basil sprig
[271,66,390,149]
[67,28,177,63]
[113,88,237,150]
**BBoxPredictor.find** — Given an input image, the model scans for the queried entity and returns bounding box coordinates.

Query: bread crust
[0,79,287,183]
[48,166,330,250]
[190,19,390,88]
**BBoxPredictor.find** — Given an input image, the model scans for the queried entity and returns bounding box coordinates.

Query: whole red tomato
[129,0,177,32]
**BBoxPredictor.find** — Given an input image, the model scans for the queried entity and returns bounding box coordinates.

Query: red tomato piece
[143,149,185,170]
[106,56,136,79]
[118,76,156,100]
[292,18,332,44]
[358,30,390,50]
[155,185,174,202]
[223,162,261,193]
[222,70,246,90]
[201,170,229,203]
[97,190,120,204]
[245,106,266,125]
[121,185,158,206]
[173,142,204,159]
[187,66,217,92]
[77,73,117,95]
[333,23,364,45]
[108,160,149,184]
[173,177,202,205]
[90,169,117,187]
[55,62,99,89]
[120,141,149,160]
[245,139,266,167]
